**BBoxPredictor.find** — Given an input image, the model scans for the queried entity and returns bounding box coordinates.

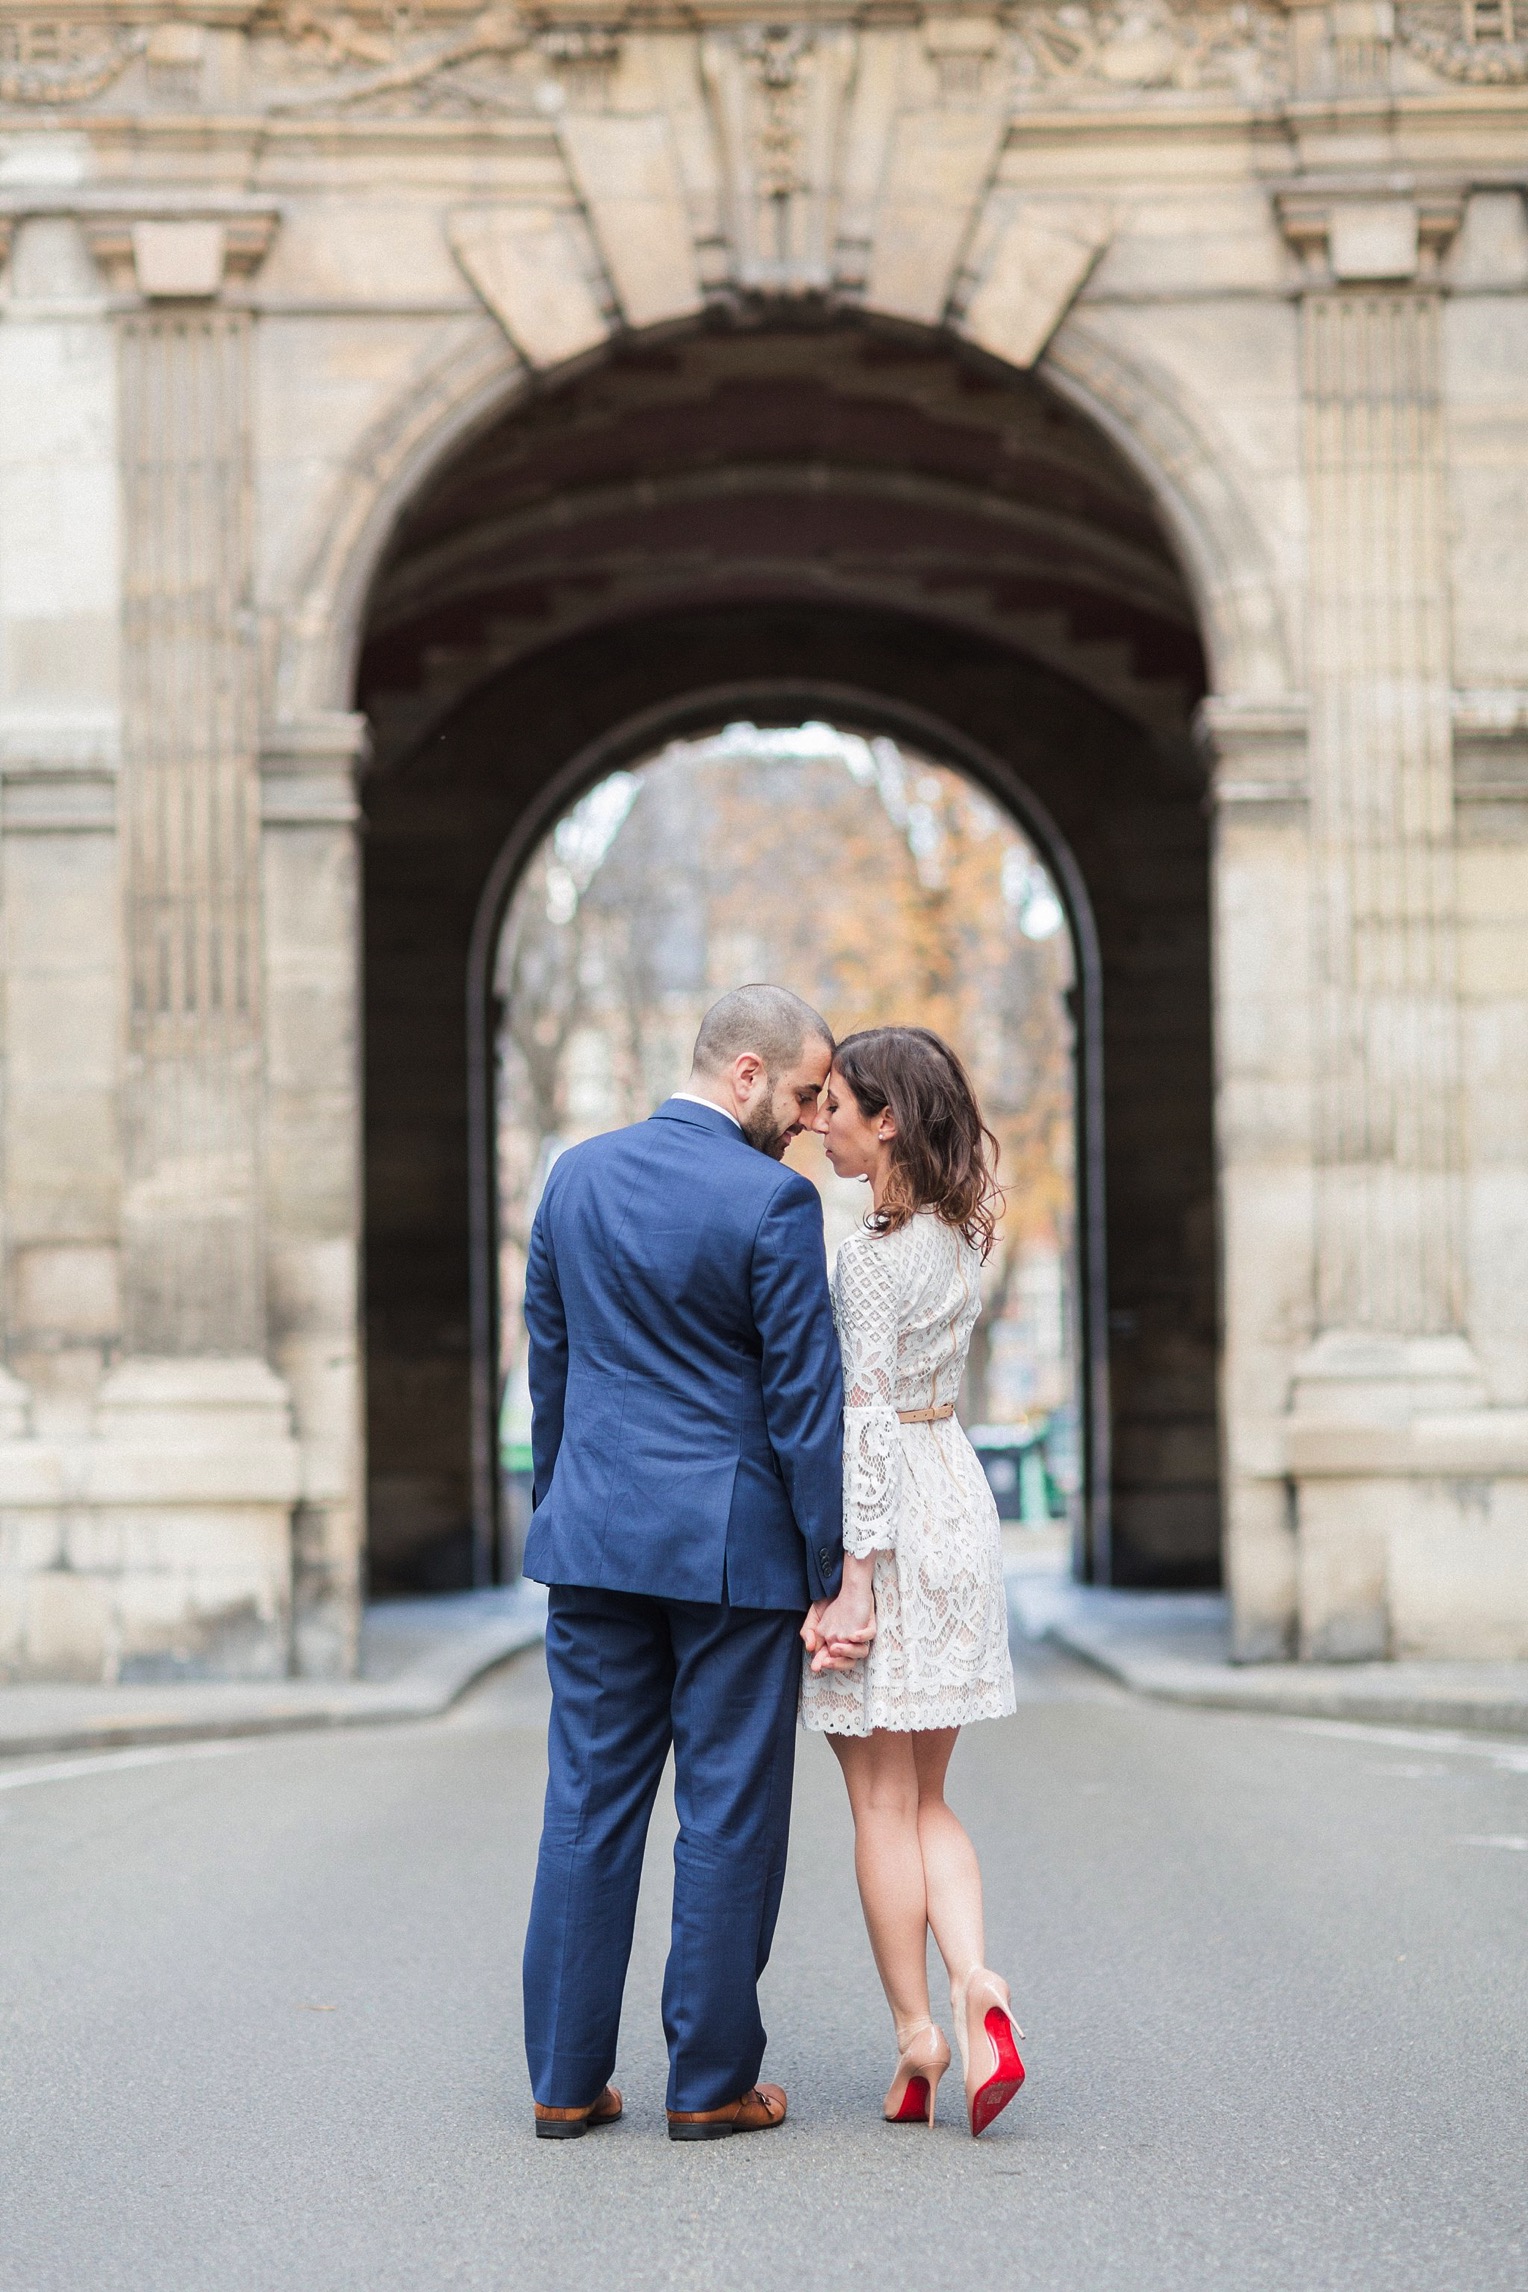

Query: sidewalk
[14,1570,1528,1757]
[0,1583,548,1758]
[1012,1574,1528,1737]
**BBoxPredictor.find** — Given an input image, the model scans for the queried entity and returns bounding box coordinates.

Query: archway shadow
[362,598,1220,1597]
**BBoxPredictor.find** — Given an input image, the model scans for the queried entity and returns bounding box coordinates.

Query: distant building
[1,0,1525,1678]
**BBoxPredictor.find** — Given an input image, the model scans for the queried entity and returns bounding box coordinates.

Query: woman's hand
[808,1553,878,1674]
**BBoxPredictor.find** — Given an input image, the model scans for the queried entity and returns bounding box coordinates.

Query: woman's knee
[861,1782,921,1828]
[845,1738,920,1823]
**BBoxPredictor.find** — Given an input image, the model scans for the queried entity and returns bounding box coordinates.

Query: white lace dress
[800,1211,1016,1738]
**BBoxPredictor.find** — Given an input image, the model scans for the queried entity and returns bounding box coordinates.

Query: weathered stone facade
[0,0,1525,1678]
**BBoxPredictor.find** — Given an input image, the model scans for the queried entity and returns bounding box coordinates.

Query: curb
[1039,1616,1528,1739]
[0,1611,546,1759]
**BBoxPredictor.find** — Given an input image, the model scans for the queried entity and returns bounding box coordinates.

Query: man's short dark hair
[691,985,833,1082]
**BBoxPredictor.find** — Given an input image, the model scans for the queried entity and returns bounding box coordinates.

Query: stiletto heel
[883,2022,951,2127]
[955,1971,1025,2138]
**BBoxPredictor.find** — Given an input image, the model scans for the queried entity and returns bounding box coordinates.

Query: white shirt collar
[670,1090,741,1130]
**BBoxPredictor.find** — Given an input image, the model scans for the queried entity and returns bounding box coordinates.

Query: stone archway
[464,680,1112,1596]
[356,319,1219,1597]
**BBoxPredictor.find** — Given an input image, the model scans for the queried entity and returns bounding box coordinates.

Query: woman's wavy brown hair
[832,1026,1004,1259]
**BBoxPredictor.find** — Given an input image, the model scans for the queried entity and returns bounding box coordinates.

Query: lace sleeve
[835,1233,902,1557]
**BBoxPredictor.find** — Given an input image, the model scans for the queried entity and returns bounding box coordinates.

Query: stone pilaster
[1197,698,1312,1660]
[0,211,122,1444]
[1277,189,1485,1655]
[1300,280,1463,1340]
[117,305,266,1357]
[9,207,304,1685]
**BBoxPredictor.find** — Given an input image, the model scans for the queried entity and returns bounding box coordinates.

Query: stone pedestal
[1287,1334,1528,1659]
[0,1357,300,1682]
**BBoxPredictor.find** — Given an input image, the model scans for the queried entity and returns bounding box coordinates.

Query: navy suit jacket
[522,1097,845,1610]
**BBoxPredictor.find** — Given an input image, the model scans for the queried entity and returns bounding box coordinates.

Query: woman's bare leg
[910,1728,987,2007]
[829,1731,934,2043]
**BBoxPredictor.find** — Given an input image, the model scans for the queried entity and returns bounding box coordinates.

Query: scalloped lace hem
[800,1674,1017,1738]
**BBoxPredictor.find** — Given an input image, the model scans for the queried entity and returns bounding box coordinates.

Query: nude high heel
[953,1970,1025,2138]
[883,2022,952,2127]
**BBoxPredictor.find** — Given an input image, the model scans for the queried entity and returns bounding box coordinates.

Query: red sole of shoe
[887,2076,930,2124]
[969,2008,1026,2138]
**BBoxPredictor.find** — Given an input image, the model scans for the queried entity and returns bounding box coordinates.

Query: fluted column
[1278,191,1482,1657]
[1302,284,1463,1339]
[118,306,265,1354]
[78,213,301,1684]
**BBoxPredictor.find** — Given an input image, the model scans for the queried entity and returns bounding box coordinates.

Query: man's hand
[808,1554,878,1674]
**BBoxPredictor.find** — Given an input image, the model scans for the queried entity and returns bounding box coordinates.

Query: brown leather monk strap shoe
[667,2083,787,2142]
[533,2084,623,2141]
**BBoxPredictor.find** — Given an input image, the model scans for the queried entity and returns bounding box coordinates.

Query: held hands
[800,1553,878,1674]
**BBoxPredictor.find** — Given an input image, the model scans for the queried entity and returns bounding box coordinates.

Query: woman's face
[812,1065,894,1184]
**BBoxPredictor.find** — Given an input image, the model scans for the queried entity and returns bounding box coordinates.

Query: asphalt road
[3,1633,1526,2292]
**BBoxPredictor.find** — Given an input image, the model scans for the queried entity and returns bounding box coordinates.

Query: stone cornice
[259,711,369,825]
[5,94,1528,149]
[1194,695,1310,807]
[0,188,280,294]
[80,198,279,294]
[1275,174,1465,280]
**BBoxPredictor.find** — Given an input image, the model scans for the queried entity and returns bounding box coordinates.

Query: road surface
[4,1633,1525,2290]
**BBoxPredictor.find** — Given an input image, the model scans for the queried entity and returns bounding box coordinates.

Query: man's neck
[672,1080,742,1129]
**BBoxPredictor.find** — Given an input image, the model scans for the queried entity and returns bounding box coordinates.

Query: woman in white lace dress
[800,1027,1024,2139]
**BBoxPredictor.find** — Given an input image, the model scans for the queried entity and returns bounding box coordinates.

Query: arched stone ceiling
[358,320,1207,772]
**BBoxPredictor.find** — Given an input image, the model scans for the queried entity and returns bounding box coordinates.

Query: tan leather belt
[897,1403,956,1425]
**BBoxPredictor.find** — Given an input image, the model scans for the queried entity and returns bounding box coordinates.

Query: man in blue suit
[521,984,853,2141]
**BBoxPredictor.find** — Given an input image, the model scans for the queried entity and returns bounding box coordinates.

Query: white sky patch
[1003,844,1065,940]
[545,771,641,922]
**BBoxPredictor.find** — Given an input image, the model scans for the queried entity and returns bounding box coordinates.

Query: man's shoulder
[551,1120,645,1167]
[543,1110,754,1192]
[538,1120,653,1203]
[760,1161,821,1214]
[543,1112,821,1216]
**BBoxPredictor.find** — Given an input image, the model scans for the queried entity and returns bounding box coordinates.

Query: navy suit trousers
[523,1584,803,2114]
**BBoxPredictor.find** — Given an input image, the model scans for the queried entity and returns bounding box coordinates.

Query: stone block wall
[0,0,1524,1672]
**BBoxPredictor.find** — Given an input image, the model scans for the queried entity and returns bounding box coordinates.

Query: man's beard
[739,1100,791,1161]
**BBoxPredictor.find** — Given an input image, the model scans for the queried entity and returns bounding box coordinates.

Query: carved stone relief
[0,17,143,105]
[1008,0,1286,101]
[537,22,621,106]
[257,2,539,115]
[0,2,1304,124]
[700,24,857,295]
[1399,0,1528,78]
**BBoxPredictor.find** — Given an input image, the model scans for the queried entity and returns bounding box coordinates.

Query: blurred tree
[494,726,1076,1442]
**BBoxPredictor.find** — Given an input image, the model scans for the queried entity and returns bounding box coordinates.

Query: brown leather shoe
[667,2083,787,2142]
[533,2084,623,2141]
